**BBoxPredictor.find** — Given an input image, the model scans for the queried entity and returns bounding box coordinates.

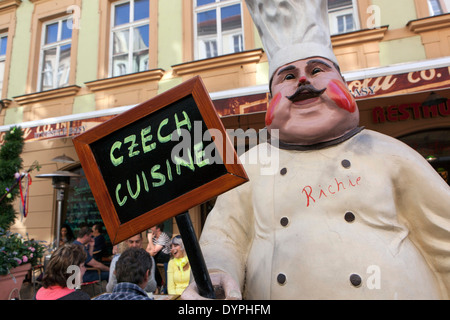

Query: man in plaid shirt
[95,247,153,300]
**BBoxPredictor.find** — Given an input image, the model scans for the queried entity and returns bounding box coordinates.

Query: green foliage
[0,228,48,275]
[0,127,24,230]
[0,128,46,275]
[0,206,16,235]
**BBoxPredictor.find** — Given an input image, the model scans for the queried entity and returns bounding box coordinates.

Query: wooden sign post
[73,76,248,298]
[175,211,216,298]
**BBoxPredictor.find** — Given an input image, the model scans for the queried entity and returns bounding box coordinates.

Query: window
[428,0,444,15]
[328,0,360,35]
[0,33,7,96]
[194,0,244,60]
[38,18,72,91]
[110,0,150,77]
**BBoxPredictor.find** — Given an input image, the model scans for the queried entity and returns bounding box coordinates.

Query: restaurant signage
[372,99,450,124]
[348,66,450,99]
[72,76,248,244]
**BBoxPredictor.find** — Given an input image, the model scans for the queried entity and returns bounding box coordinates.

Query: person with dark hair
[146,223,171,292]
[92,223,107,261]
[35,244,91,300]
[59,224,75,246]
[106,233,157,294]
[94,248,153,300]
[146,224,171,262]
[73,226,109,283]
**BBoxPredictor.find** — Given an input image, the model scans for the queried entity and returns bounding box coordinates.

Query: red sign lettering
[372,101,450,124]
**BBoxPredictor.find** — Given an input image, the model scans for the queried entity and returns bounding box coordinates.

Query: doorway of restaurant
[398,128,450,185]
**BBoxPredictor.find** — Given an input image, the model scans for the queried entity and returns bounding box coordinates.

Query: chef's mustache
[286,84,326,102]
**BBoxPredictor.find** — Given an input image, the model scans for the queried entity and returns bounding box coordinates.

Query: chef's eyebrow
[277,65,296,76]
[306,59,332,69]
[276,60,332,76]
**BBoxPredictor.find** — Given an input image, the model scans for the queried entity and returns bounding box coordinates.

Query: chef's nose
[298,76,308,85]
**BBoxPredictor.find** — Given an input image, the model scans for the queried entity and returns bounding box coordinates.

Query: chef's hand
[181,270,242,300]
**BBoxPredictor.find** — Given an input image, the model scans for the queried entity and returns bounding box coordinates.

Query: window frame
[0,33,7,62]
[0,32,8,96]
[428,0,444,15]
[193,0,245,60]
[328,0,361,35]
[108,0,151,77]
[37,16,73,92]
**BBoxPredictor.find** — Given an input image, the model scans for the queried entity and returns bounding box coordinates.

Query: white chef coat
[199,129,450,299]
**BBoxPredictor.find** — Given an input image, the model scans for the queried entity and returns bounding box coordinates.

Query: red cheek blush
[326,79,356,113]
[266,92,282,126]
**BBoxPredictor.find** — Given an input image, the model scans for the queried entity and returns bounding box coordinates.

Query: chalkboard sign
[73,76,248,244]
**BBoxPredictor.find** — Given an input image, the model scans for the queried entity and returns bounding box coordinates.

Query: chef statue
[182,0,450,299]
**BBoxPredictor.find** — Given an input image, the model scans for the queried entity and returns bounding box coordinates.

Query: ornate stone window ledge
[407,13,450,33]
[331,26,389,47]
[13,85,81,105]
[172,49,264,76]
[0,0,21,11]
[85,69,165,92]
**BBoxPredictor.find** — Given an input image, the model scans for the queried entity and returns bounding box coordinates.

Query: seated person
[91,223,107,261]
[94,248,153,300]
[106,233,157,293]
[146,224,171,292]
[73,226,109,283]
[35,244,90,300]
[167,235,190,295]
[59,224,75,246]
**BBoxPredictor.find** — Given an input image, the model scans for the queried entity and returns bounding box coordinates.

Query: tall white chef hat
[245,0,338,80]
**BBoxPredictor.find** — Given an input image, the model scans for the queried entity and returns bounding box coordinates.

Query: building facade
[0,0,449,246]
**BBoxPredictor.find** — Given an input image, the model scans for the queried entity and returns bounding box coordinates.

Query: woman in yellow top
[167,235,190,295]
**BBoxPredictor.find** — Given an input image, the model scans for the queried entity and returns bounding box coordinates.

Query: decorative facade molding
[0,0,21,11]
[407,13,450,58]
[85,69,165,92]
[331,26,389,47]
[407,13,450,33]
[172,49,264,76]
[13,85,80,105]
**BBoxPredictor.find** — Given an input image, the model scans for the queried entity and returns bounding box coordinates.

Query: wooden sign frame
[73,76,248,244]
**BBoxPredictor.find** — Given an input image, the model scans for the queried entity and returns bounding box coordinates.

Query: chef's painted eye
[284,74,296,80]
[311,67,322,75]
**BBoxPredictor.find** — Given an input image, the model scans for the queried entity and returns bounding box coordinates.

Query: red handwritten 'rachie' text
[301,176,362,207]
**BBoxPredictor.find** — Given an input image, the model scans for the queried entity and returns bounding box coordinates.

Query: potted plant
[0,228,47,299]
